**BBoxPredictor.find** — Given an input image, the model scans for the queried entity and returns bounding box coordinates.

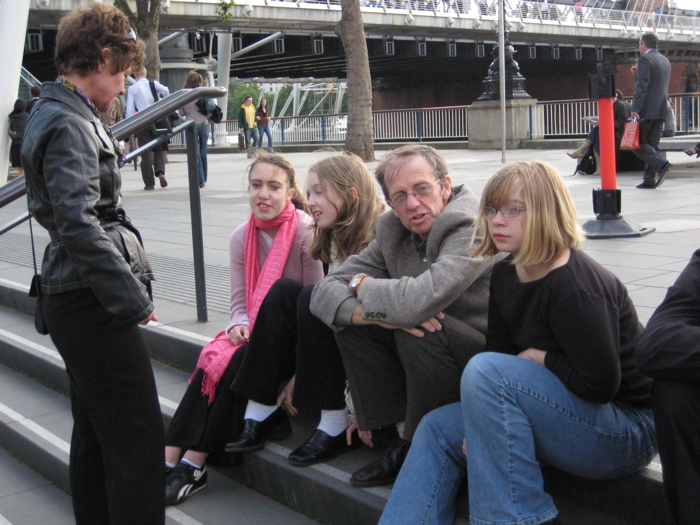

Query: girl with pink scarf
[227,153,386,467]
[164,153,323,505]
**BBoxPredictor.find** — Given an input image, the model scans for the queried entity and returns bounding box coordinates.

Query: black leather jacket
[23,82,154,326]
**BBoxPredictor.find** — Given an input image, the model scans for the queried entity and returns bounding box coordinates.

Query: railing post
[281,120,286,145]
[185,124,208,323]
[529,105,533,140]
[685,96,690,135]
[322,116,327,144]
[417,110,424,142]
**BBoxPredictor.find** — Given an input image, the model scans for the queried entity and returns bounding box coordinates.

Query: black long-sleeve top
[636,249,700,382]
[486,249,651,408]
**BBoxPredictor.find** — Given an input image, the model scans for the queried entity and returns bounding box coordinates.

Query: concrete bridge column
[1,0,31,183]
[467,99,543,149]
[216,32,232,142]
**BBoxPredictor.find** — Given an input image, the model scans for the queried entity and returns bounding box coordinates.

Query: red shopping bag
[620,119,640,149]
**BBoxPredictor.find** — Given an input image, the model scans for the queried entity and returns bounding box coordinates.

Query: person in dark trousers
[125,66,169,190]
[228,153,385,467]
[630,32,672,189]
[164,153,322,505]
[310,144,495,488]
[21,4,165,524]
[636,249,700,525]
[567,89,630,175]
[238,95,259,156]
[8,98,29,176]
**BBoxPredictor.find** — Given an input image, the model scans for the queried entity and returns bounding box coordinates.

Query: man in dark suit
[631,32,672,189]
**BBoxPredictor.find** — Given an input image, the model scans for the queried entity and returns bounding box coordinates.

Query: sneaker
[165,462,207,505]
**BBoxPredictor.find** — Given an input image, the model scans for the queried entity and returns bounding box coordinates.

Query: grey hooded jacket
[310,184,495,342]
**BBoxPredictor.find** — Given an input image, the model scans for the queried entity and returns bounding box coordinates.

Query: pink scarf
[192,200,298,403]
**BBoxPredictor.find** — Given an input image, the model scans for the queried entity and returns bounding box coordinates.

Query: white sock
[396,422,405,439]
[165,461,177,469]
[317,409,348,437]
[244,400,277,422]
[181,458,202,470]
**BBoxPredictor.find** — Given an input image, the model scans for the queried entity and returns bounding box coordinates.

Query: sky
[672,0,698,11]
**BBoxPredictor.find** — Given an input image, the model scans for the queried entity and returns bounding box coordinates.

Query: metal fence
[170,93,700,147]
[243,0,700,36]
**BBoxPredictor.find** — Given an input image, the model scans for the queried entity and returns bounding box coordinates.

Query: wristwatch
[349,273,368,295]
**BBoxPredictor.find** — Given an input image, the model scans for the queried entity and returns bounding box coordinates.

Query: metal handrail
[111,86,226,140]
[1,85,228,322]
[0,86,227,211]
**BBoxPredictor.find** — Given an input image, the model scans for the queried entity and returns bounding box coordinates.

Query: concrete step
[0,279,673,525]
[0,330,321,525]
[0,445,74,525]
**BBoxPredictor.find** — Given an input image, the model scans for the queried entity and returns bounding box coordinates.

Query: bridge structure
[23,0,700,108]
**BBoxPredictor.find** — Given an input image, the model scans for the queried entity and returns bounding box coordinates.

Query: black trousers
[43,287,165,525]
[335,315,485,442]
[231,278,346,412]
[166,350,248,454]
[651,381,700,525]
[633,118,666,184]
[136,128,165,188]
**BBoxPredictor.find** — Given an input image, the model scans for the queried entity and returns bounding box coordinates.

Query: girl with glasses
[379,160,657,525]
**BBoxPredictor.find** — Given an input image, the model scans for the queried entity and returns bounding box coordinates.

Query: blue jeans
[195,123,209,183]
[257,125,273,150]
[380,352,657,525]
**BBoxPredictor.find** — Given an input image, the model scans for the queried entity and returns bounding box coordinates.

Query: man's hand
[228,325,250,345]
[630,64,637,75]
[518,348,547,365]
[351,305,444,338]
[276,375,298,416]
[630,111,640,120]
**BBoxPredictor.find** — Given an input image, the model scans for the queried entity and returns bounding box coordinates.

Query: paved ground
[2,145,699,337]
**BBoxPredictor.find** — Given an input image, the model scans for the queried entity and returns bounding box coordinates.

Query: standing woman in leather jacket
[21,4,165,524]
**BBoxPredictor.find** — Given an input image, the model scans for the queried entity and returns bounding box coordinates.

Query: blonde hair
[246,152,308,213]
[307,152,386,264]
[470,161,584,266]
[375,144,449,200]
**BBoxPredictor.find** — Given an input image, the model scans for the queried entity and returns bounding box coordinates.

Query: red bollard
[597,97,617,191]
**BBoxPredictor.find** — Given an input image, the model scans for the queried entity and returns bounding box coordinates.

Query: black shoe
[288,429,349,467]
[165,462,207,505]
[225,407,288,452]
[349,438,410,488]
[656,162,671,187]
[371,425,400,450]
[636,182,656,189]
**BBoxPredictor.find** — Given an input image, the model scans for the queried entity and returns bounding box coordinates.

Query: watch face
[351,276,361,288]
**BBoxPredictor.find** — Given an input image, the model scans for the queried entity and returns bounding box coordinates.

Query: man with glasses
[311,144,495,488]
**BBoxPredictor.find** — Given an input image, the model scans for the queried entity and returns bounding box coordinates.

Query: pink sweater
[227,209,323,332]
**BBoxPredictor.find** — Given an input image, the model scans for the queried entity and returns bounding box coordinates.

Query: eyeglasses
[483,205,526,219]
[388,179,442,207]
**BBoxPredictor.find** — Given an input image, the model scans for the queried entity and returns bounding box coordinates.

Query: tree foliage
[114,0,163,79]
